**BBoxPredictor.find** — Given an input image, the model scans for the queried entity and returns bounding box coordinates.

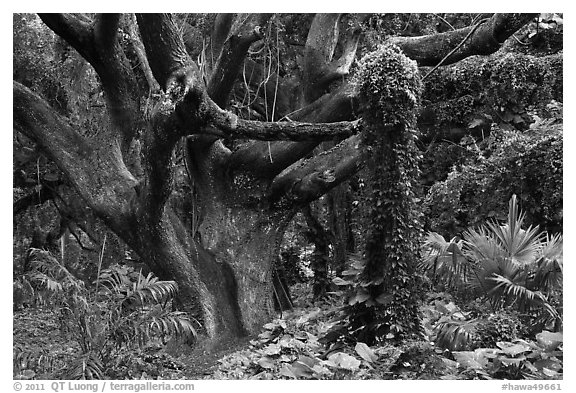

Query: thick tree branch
[226,81,359,178]
[269,133,367,205]
[14,82,137,229]
[315,27,361,91]
[202,99,360,141]
[40,13,141,151]
[132,14,204,217]
[92,14,141,149]
[210,14,235,63]
[125,14,161,93]
[139,105,182,218]
[38,14,96,63]
[136,13,197,90]
[389,13,537,66]
[208,14,270,107]
[94,13,121,49]
[303,14,342,103]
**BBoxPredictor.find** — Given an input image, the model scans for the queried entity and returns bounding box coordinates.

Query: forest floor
[13,284,562,380]
[12,285,457,380]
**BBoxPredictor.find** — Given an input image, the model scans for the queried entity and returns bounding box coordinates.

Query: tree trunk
[198,202,292,333]
[327,174,354,275]
[176,139,295,337]
[302,204,331,300]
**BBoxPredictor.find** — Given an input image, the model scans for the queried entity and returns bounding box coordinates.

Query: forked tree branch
[14,82,138,230]
[39,13,141,150]
[207,14,271,107]
[228,13,536,184]
[136,13,197,90]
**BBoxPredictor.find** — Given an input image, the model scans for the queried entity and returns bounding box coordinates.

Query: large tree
[13,13,536,340]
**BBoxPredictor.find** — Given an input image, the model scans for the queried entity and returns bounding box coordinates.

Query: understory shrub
[420,195,562,331]
[13,249,198,379]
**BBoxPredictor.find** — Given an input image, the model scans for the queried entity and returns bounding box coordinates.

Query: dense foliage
[423,122,562,235]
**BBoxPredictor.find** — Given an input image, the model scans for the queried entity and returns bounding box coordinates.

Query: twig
[512,34,531,46]
[94,233,107,298]
[423,18,489,81]
[434,13,456,31]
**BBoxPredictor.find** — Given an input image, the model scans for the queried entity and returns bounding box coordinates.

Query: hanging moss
[342,45,425,343]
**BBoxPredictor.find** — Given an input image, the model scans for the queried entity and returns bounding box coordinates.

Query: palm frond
[27,271,64,292]
[13,346,64,376]
[460,195,563,319]
[435,318,479,351]
[122,278,179,309]
[532,234,563,294]
[26,249,85,293]
[420,232,471,289]
[97,266,133,295]
[112,310,200,348]
[463,227,504,263]
[486,195,544,263]
[143,311,198,341]
[63,352,104,380]
[540,233,563,262]
[488,273,558,319]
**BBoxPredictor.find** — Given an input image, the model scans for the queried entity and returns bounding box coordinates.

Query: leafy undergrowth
[13,307,190,380]
[204,292,562,380]
[14,308,79,379]
[14,291,562,380]
[207,297,458,380]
